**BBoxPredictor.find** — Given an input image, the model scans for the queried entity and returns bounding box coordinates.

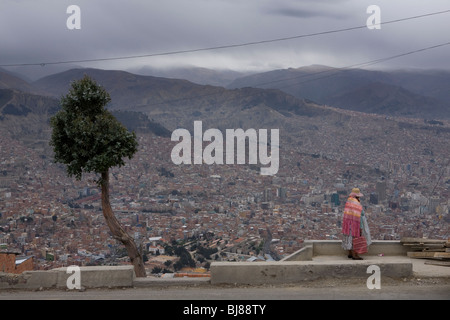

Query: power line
[1,9,450,67]
[266,41,450,91]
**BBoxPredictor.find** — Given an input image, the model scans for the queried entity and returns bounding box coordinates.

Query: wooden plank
[433,252,450,259]
[407,252,436,258]
[401,237,447,244]
[418,248,445,252]
[425,260,450,267]
[418,243,445,247]
[410,245,445,251]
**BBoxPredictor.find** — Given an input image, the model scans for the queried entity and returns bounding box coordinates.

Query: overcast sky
[1,0,450,78]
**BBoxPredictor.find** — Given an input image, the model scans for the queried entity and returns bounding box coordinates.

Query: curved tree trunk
[100,170,147,277]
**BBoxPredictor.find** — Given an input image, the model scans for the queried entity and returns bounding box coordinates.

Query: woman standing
[341,188,371,260]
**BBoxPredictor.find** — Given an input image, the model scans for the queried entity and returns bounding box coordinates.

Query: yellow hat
[350,187,363,197]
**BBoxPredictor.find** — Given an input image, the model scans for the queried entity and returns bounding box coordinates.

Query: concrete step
[210,256,413,285]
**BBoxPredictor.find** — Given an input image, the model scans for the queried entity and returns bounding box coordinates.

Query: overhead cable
[1,9,449,67]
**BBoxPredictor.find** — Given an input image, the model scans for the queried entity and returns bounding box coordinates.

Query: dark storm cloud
[263,1,351,20]
[268,8,348,20]
[1,0,450,77]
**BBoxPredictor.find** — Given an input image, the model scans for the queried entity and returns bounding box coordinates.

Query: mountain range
[0,65,449,143]
[30,67,330,132]
[1,67,334,155]
[1,65,449,198]
[2,64,449,123]
[227,65,450,119]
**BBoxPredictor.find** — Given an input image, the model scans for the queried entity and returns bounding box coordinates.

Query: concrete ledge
[0,266,135,290]
[134,276,210,288]
[211,241,413,285]
[53,265,136,289]
[0,241,424,289]
[210,259,413,285]
[282,240,408,261]
[0,270,59,290]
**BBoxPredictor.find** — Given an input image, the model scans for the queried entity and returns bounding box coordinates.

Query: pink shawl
[342,196,362,237]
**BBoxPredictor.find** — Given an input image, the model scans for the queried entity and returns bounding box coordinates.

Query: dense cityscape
[0,108,448,274]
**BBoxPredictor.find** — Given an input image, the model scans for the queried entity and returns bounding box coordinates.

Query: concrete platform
[133,255,450,287]
[209,240,450,285]
[281,240,409,261]
[1,241,448,290]
[313,255,450,278]
[210,256,413,285]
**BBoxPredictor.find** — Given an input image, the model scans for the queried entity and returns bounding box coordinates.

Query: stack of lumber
[401,237,450,262]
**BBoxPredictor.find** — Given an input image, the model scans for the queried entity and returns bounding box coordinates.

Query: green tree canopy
[50,75,138,181]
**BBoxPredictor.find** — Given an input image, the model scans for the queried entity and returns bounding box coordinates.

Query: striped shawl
[342,196,362,237]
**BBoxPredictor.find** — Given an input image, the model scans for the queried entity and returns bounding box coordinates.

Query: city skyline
[1,113,448,271]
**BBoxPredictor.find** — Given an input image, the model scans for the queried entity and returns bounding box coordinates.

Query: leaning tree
[50,75,146,277]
